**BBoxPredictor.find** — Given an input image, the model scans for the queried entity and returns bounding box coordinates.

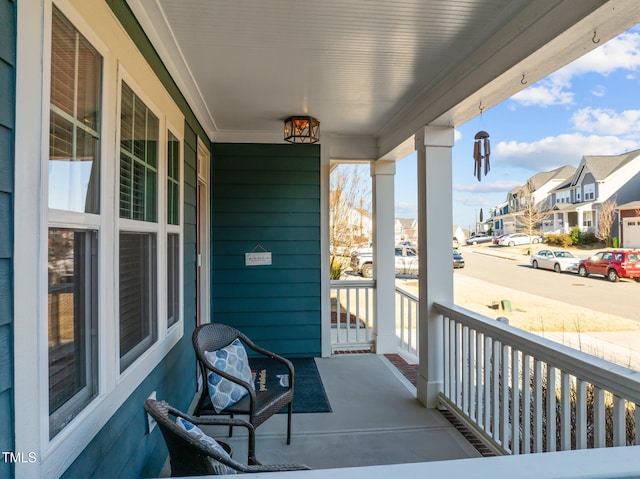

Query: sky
[394,23,640,232]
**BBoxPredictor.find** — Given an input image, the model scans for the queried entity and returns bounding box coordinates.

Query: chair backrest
[144,399,241,476]
[193,323,244,357]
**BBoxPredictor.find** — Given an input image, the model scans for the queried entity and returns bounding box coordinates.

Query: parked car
[466,234,492,245]
[530,249,579,273]
[578,250,640,282]
[493,233,509,245]
[497,233,542,247]
[350,246,419,278]
[453,250,465,269]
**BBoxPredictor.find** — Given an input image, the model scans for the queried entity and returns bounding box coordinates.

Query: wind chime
[473,101,491,181]
[473,130,490,181]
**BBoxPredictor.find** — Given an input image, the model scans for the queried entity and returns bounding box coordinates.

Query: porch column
[416,126,455,408]
[371,160,397,354]
[577,210,584,231]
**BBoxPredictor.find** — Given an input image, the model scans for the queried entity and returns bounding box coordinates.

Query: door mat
[250,357,332,413]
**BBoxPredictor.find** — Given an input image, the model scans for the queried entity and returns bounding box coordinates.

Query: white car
[350,246,418,278]
[498,233,542,246]
[531,249,580,273]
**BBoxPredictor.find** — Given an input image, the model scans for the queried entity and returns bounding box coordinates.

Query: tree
[515,179,550,252]
[329,164,371,279]
[596,197,617,247]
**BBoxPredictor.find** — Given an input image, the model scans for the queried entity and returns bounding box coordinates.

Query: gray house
[3,1,640,478]
[549,150,640,235]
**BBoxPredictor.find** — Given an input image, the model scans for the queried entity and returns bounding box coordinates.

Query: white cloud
[591,85,606,97]
[559,31,640,78]
[454,181,522,193]
[511,31,640,108]
[494,133,639,171]
[511,77,574,107]
[571,107,640,136]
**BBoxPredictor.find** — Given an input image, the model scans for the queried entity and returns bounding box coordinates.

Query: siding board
[0,127,13,193]
[211,144,321,357]
[0,2,14,478]
[0,324,11,393]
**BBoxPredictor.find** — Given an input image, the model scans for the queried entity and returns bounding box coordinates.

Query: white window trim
[14,2,185,478]
[166,123,184,332]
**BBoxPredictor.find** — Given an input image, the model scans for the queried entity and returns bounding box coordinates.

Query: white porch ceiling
[127,0,640,158]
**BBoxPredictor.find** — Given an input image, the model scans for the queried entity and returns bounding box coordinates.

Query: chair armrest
[243,464,312,473]
[240,333,295,378]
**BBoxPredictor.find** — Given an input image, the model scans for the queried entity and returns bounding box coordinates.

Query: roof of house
[528,165,576,190]
[581,149,640,181]
[396,218,415,229]
[618,200,640,210]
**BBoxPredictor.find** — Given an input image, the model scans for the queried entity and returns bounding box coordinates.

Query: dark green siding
[211,144,321,357]
[62,2,207,478]
[0,0,15,478]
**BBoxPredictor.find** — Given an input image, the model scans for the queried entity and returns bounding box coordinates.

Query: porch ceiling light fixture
[284,116,320,144]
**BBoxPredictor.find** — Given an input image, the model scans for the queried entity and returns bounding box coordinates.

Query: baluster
[468,329,476,422]
[462,325,469,414]
[533,360,543,453]
[345,288,351,343]
[336,287,343,344]
[511,349,520,454]
[455,322,462,407]
[635,402,640,446]
[500,345,509,449]
[593,387,605,448]
[492,340,500,440]
[547,366,557,452]
[449,319,456,401]
[476,332,484,430]
[522,354,531,454]
[575,379,587,449]
[443,316,450,395]
[613,396,626,447]
[560,373,571,451]
[483,335,492,434]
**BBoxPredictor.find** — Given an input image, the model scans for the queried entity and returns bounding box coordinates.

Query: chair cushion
[175,417,236,475]
[205,338,255,413]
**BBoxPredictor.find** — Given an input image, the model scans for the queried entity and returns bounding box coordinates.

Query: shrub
[545,233,572,247]
[581,232,597,245]
[569,226,582,245]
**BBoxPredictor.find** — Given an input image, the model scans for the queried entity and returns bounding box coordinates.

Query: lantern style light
[284,116,320,144]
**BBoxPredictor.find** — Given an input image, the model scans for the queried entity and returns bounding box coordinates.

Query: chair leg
[228,413,234,437]
[286,402,292,445]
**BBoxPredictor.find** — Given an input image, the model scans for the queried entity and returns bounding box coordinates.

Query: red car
[578,250,640,282]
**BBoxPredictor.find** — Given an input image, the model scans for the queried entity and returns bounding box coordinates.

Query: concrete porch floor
[184,354,481,471]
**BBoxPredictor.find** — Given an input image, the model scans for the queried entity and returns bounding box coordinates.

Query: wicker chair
[144,399,309,476]
[192,323,294,464]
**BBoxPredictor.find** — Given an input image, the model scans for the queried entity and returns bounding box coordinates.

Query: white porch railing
[330,280,375,352]
[435,301,640,455]
[395,286,418,361]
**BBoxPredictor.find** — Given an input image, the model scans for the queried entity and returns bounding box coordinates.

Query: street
[458,245,640,322]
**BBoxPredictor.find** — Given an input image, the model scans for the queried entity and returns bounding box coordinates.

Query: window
[167,131,180,225]
[167,233,179,328]
[48,7,102,439]
[583,184,595,201]
[119,232,157,371]
[120,82,159,222]
[49,7,101,214]
[583,211,593,228]
[48,228,98,438]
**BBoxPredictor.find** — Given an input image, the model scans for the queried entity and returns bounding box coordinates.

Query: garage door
[623,217,640,248]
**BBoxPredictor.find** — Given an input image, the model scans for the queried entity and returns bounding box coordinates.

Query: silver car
[530,249,579,273]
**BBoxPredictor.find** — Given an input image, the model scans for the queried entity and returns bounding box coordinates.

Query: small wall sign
[245,251,272,266]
